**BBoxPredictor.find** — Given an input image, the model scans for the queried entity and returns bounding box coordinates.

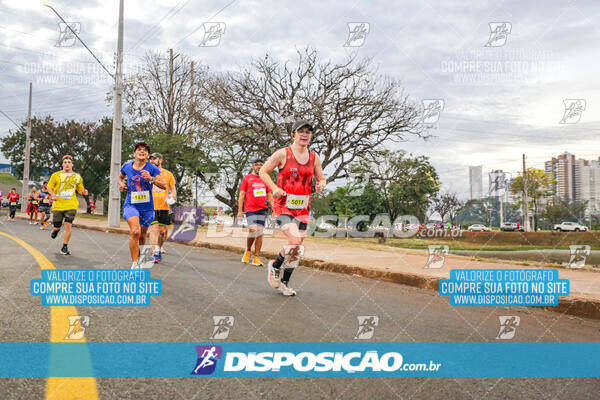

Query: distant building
[0,163,12,174]
[469,166,483,200]
[544,152,576,200]
[546,152,600,215]
[577,158,600,214]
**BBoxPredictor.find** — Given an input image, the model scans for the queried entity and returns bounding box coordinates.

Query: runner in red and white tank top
[273,147,315,224]
[259,120,327,296]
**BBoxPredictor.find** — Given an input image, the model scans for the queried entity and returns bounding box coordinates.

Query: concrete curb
[16,215,600,321]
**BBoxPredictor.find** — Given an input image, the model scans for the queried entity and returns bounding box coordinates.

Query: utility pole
[499,177,504,228]
[107,0,124,228]
[21,82,32,213]
[190,60,195,117]
[522,154,530,232]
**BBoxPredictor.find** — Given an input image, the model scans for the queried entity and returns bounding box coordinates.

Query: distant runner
[47,155,88,255]
[37,182,52,230]
[6,188,19,221]
[148,152,176,263]
[27,187,39,225]
[259,120,326,296]
[119,142,165,268]
[238,158,274,267]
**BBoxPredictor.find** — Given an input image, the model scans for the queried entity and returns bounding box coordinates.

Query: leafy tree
[1,116,136,213]
[456,197,498,227]
[541,197,588,228]
[510,168,554,230]
[350,150,440,222]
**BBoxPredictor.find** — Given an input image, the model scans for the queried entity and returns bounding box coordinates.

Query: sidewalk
[13,213,600,320]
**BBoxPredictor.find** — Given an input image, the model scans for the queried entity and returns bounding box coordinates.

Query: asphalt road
[1,219,599,399]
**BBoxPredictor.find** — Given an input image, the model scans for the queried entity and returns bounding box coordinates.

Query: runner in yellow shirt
[46,155,88,255]
[149,152,177,263]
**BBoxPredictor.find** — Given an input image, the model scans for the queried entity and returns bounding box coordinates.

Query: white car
[553,221,588,232]
[500,222,523,232]
[468,224,491,232]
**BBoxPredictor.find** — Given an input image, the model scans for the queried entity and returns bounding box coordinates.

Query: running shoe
[60,244,70,255]
[34,221,38,225]
[278,282,296,296]
[51,230,58,239]
[153,251,162,263]
[161,246,166,254]
[40,224,45,230]
[29,221,33,225]
[131,261,139,269]
[251,256,263,267]
[267,260,281,289]
[241,250,251,264]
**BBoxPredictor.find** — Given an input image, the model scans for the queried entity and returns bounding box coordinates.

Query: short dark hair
[43,181,48,184]
[134,142,151,153]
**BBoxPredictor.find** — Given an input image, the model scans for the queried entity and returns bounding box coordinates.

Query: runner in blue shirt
[119,142,165,268]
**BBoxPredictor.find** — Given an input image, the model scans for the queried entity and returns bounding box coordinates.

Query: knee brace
[283,244,304,269]
[53,221,63,229]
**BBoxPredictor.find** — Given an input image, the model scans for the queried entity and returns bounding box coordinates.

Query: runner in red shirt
[6,188,19,221]
[259,120,326,296]
[237,158,274,267]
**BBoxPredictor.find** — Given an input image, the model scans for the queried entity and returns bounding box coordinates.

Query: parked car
[425,221,443,229]
[553,221,588,232]
[500,222,524,232]
[467,224,491,232]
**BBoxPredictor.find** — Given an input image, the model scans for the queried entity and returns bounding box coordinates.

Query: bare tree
[433,192,464,224]
[123,50,212,201]
[198,48,428,184]
[124,50,206,135]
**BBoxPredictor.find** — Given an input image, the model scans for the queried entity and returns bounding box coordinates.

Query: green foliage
[0,116,138,213]
[540,197,588,227]
[312,151,439,224]
[0,173,20,186]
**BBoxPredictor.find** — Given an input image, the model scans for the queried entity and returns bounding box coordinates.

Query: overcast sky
[1,0,599,199]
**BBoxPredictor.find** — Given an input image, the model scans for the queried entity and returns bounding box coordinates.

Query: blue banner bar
[0,342,599,377]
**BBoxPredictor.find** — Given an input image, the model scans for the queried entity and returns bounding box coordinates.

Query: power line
[129,0,193,52]
[172,0,236,47]
[0,109,20,129]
